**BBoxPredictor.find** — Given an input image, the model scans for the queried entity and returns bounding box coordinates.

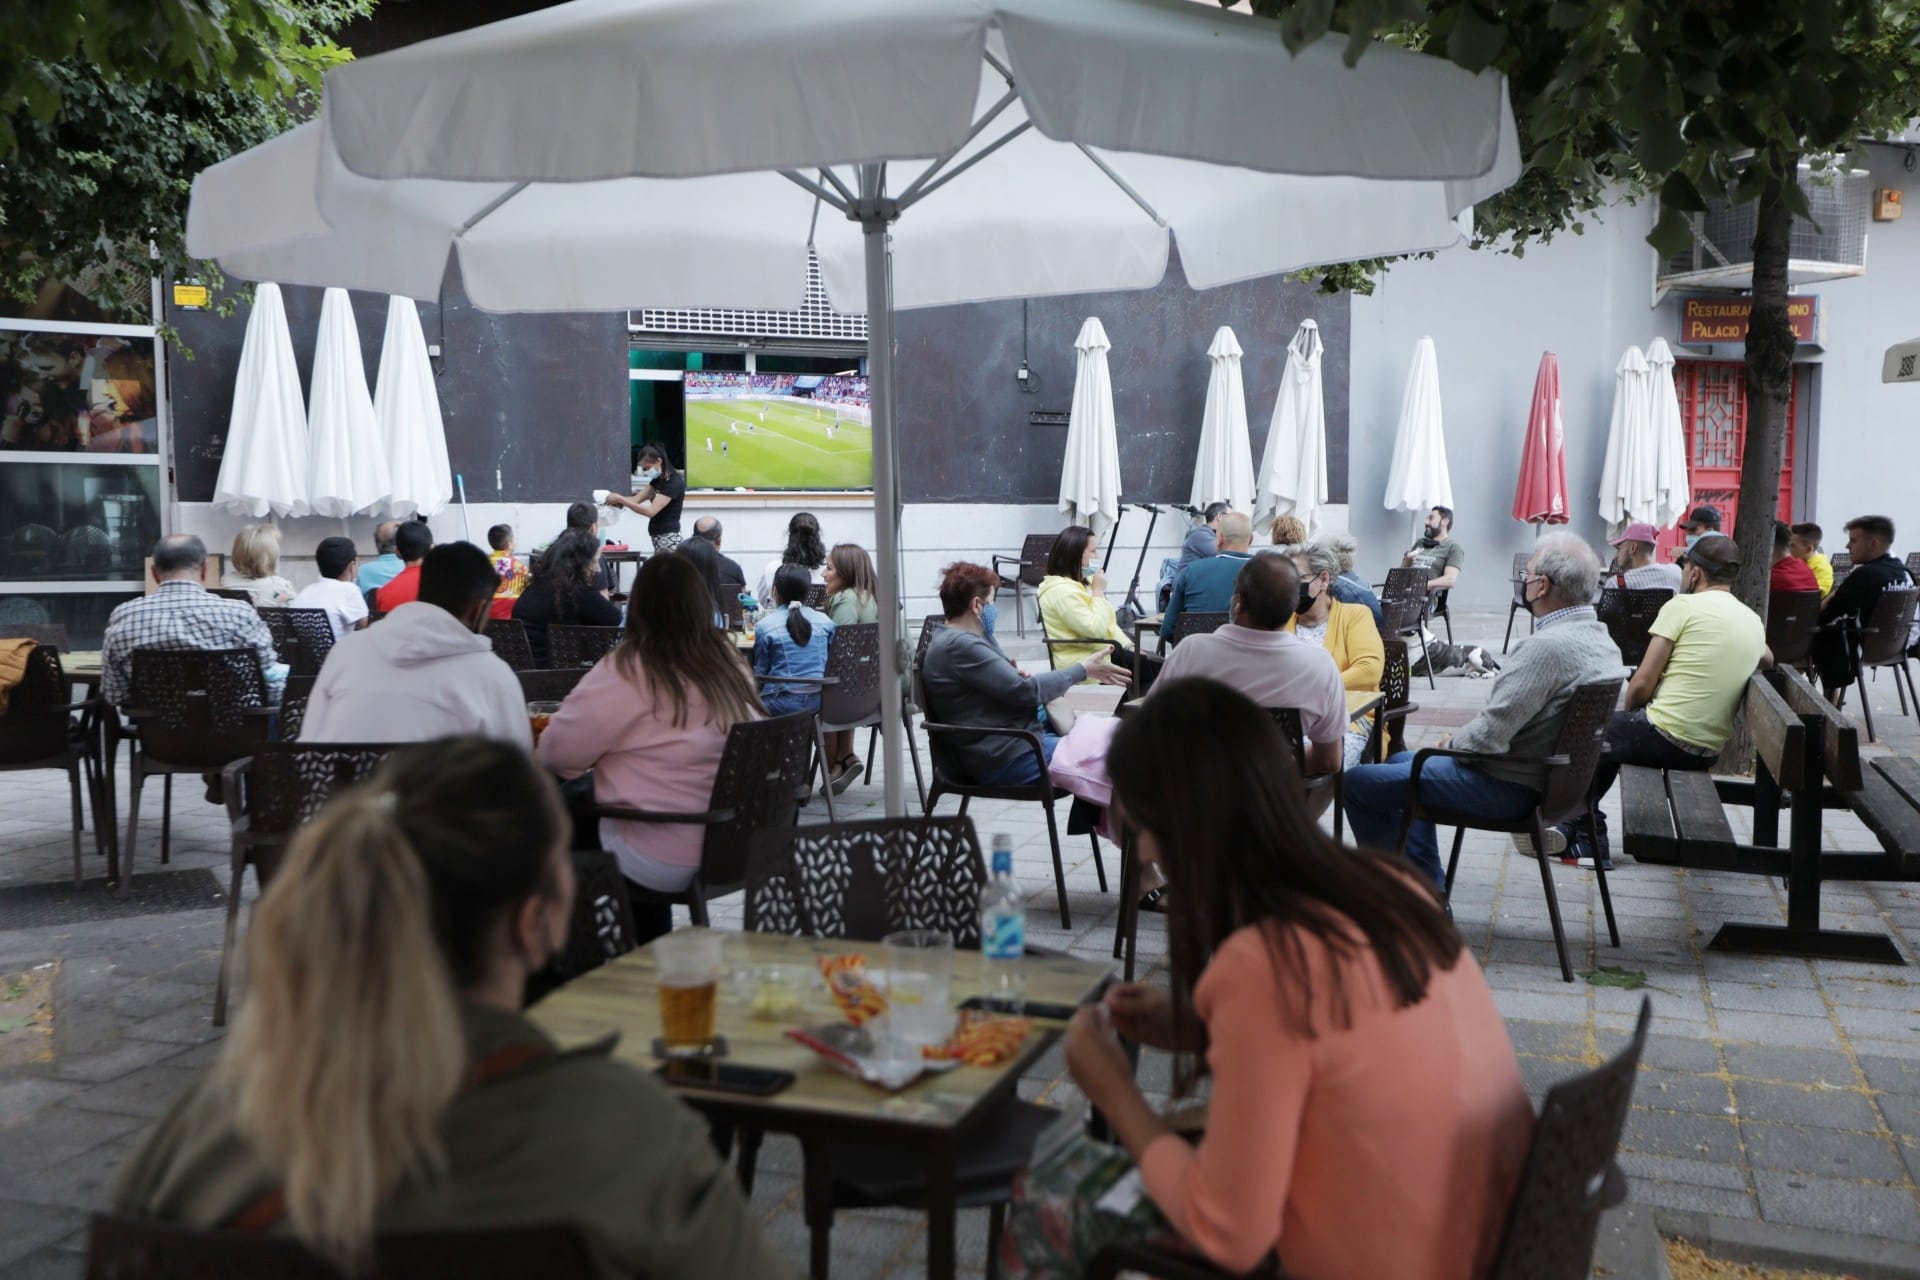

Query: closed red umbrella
[1513,351,1569,526]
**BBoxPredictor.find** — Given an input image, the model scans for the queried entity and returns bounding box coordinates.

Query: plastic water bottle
[979,834,1027,1014]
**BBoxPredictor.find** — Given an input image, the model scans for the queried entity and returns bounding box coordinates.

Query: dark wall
[894,252,1349,505]
[167,263,628,504]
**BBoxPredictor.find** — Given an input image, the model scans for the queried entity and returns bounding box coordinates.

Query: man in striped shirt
[101,535,280,709]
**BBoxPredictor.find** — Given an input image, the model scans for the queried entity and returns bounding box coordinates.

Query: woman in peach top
[1004,677,1533,1280]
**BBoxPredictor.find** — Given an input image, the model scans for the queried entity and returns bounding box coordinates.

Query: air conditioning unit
[1654,164,1870,300]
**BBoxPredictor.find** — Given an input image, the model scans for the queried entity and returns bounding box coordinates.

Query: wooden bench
[1622,668,1913,965]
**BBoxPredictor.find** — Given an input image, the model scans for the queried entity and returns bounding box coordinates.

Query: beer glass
[655,928,724,1057]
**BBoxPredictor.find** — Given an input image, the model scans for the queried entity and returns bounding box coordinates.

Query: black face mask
[1297,582,1317,614]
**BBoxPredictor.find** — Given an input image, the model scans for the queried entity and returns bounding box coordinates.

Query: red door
[1652,361,1800,562]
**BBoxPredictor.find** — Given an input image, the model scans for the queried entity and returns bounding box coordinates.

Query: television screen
[683,371,872,490]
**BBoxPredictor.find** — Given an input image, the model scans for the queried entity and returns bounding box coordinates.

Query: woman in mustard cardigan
[1036,525,1135,673]
[1285,540,1383,767]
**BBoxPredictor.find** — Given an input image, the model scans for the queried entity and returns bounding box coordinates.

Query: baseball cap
[1608,522,1661,547]
[1678,533,1739,573]
[1685,504,1722,529]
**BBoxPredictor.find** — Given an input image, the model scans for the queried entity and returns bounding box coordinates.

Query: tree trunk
[1715,163,1798,777]
[1735,165,1799,616]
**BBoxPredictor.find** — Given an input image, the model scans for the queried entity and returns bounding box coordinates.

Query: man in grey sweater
[1345,533,1623,891]
[922,561,1130,786]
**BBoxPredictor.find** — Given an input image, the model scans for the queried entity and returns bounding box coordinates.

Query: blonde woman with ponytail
[112,737,788,1279]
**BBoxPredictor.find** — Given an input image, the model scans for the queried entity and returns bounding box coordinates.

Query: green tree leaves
[0,0,370,319]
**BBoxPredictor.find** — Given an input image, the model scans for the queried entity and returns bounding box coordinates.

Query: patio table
[529,931,1114,1280]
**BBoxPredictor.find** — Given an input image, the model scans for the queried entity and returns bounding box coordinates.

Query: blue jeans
[978,732,1061,787]
[1344,751,1540,891]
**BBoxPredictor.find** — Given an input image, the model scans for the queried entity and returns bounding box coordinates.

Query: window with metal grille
[629,254,867,342]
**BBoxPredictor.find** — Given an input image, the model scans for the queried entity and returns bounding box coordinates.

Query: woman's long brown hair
[1107,678,1461,1095]
[615,552,762,729]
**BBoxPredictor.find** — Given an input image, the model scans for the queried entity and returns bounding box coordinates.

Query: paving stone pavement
[1,609,1918,1276]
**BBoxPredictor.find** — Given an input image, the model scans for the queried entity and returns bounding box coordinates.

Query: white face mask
[640,467,661,482]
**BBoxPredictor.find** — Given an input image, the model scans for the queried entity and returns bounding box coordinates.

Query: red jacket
[1770,556,1819,594]
[374,563,423,612]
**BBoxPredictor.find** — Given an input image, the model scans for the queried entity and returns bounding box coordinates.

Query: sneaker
[1462,646,1502,675]
[1512,829,1568,858]
[1574,854,1615,871]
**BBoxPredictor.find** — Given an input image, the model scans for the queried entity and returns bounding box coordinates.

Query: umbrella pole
[860,168,907,818]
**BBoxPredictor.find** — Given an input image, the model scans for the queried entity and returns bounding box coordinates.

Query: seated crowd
[87,489,1920,1280]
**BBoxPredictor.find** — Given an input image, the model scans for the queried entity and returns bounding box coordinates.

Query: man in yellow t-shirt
[1549,535,1765,869]
[1790,521,1834,597]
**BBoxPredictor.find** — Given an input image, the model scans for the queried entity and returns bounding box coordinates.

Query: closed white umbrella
[185,0,1521,820]
[306,288,391,518]
[212,282,310,518]
[1384,336,1453,522]
[1646,338,1692,529]
[1193,326,1255,513]
[1598,345,1654,527]
[1059,317,1121,535]
[1254,318,1328,534]
[374,296,454,518]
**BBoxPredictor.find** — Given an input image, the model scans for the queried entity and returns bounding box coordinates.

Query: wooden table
[531,932,1114,1280]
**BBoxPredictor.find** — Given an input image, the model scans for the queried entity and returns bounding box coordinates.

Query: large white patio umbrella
[374,296,454,518]
[307,288,391,518]
[1254,318,1328,534]
[1193,326,1255,513]
[1646,338,1692,529]
[1598,344,1654,527]
[1059,317,1121,536]
[212,282,310,519]
[185,0,1519,818]
[1384,336,1453,536]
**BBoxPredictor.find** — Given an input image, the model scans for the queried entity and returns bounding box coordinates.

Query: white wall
[1348,201,1659,614]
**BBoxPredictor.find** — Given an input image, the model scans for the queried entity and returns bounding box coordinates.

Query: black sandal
[1137,887,1169,914]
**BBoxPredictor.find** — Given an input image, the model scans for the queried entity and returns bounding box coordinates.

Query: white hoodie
[300,601,532,748]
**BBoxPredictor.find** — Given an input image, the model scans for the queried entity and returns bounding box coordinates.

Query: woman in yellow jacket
[1284,540,1383,767]
[1036,526,1135,672]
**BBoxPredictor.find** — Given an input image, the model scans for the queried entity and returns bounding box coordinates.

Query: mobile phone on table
[654,1059,796,1096]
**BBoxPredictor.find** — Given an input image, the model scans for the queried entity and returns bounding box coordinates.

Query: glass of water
[879,929,954,1057]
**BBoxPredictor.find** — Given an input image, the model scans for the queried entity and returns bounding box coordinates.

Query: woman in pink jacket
[537,554,762,942]
[1003,677,1533,1280]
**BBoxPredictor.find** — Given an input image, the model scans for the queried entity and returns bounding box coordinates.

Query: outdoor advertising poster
[0,326,158,454]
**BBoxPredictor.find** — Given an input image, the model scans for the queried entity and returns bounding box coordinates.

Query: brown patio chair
[219,742,396,1024]
[1502,551,1533,653]
[1765,589,1822,674]
[1085,998,1652,1280]
[120,649,274,891]
[483,617,536,670]
[546,623,623,670]
[253,606,337,680]
[991,532,1057,638]
[1399,679,1625,982]
[1594,586,1672,668]
[0,644,104,886]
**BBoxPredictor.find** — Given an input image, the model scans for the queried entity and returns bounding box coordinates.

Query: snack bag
[818,953,887,1025]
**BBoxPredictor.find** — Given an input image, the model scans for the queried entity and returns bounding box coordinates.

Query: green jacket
[112,1003,791,1280]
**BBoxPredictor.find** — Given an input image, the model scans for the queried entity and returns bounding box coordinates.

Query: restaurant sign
[1679,294,1821,347]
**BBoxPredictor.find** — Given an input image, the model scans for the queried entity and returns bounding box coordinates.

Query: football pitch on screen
[685,399,873,489]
